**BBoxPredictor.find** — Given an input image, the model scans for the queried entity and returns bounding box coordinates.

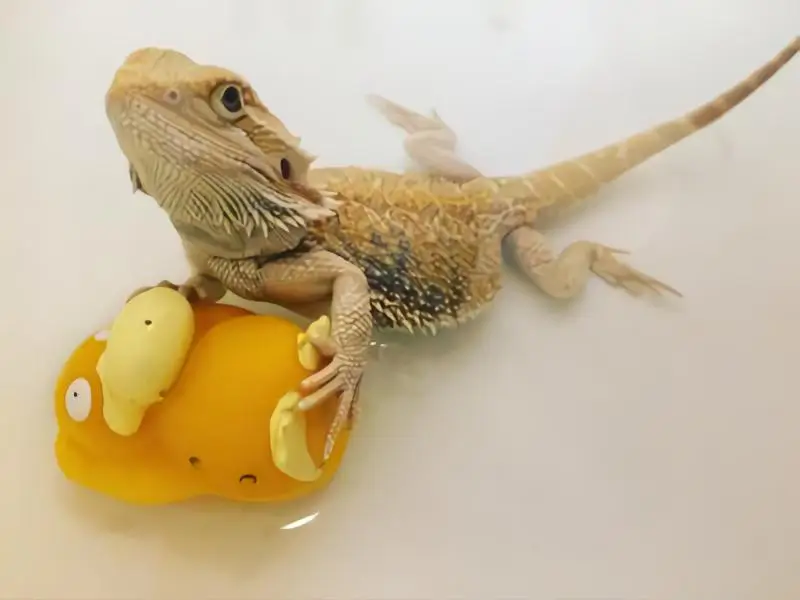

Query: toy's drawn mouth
[239,474,257,484]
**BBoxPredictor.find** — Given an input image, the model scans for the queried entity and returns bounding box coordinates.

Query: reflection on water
[280,511,320,530]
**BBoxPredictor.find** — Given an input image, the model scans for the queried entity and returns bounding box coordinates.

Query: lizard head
[105,47,337,259]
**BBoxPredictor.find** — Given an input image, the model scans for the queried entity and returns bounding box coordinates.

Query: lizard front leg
[126,273,227,304]
[127,241,229,304]
[210,250,372,461]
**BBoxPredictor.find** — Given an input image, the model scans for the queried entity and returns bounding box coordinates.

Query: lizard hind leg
[367,94,482,182]
[505,226,682,299]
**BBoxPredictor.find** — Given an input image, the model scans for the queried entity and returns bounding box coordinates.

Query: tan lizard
[105,37,799,460]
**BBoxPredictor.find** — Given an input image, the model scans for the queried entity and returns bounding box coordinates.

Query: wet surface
[1,1,799,598]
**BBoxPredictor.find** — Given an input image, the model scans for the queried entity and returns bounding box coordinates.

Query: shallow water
[1,1,800,598]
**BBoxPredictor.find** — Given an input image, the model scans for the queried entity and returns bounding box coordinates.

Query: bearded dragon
[104,37,799,460]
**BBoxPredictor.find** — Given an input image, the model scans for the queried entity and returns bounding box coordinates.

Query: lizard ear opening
[227,88,337,220]
[280,158,292,180]
[232,90,316,185]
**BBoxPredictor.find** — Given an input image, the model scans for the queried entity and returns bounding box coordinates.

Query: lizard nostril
[239,474,257,484]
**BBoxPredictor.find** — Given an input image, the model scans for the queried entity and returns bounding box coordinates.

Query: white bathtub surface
[1,1,799,598]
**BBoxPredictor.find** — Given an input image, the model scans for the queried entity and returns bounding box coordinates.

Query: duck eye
[65,378,92,422]
[220,85,242,113]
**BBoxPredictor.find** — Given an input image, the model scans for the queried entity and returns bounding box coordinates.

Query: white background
[1,1,799,598]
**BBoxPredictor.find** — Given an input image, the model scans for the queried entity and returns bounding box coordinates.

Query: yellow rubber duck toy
[54,288,351,505]
[96,287,195,436]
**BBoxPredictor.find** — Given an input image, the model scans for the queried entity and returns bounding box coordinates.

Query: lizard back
[307,167,505,333]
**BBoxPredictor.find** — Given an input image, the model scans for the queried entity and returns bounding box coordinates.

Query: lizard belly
[318,168,508,332]
[318,229,494,334]
[306,173,504,333]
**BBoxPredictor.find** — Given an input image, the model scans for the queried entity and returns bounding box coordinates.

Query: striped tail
[493,36,800,209]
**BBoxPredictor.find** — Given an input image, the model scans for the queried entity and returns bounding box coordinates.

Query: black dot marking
[329,233,467,330]
[189,457,201,467]
[220,85,242,113]
[144,320,152,326]
[280,158,291,179]
[165,89,179,103]
[72,392,78,397]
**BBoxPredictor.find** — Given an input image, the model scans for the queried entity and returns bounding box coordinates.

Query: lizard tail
[492,36,800,212]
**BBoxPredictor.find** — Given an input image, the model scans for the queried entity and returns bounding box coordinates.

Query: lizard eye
[211,84,245,119]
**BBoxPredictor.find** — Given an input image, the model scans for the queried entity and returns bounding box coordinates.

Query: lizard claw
[590,245,682,297]
[126,280,180,303]
[126,275,226,304]
[297,354,364,461]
